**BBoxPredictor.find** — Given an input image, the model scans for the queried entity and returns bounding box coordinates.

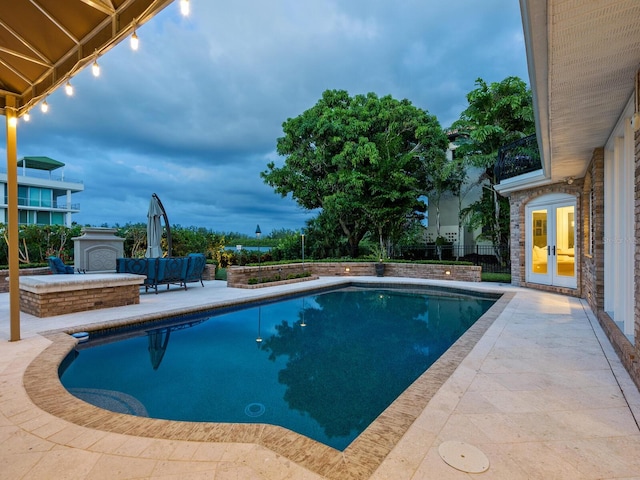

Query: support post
[5,97,20,341]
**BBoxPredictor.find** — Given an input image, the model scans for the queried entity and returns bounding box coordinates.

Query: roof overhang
[0,0,176,118]
[17,155,65,171]
[518,0,640,186]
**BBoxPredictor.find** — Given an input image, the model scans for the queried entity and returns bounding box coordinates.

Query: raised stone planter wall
[227,262,481,288]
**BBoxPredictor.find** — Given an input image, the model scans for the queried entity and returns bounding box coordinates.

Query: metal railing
[1,198,80,210]
[494,134,541,182]
[394,244,511,273]
[0,166,83,184]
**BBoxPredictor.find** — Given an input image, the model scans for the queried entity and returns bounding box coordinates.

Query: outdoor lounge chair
[47,256,75,274]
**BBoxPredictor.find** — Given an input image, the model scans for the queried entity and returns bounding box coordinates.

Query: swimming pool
[59,285,497,450]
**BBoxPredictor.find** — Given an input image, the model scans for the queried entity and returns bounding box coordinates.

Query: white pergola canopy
[0,0,175,117]
[1,0,179,341]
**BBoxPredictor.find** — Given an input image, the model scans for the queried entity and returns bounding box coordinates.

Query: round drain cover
[438,441,489,473]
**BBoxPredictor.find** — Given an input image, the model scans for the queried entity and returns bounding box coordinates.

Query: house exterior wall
[582,148,605,313]
[635,124,640,359]
[507,135,640,389]
[508,180,583,297]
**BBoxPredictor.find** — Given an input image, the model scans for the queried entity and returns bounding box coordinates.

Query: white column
[66,189,72,226]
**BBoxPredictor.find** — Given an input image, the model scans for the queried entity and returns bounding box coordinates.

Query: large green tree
[262,89,448,257]
[450,77,535,250]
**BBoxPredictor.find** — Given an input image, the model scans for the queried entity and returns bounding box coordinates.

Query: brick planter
[227,262,481,288]
[18,273,145,317]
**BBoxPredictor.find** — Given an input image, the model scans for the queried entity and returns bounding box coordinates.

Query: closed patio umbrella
[147,328,171,370]
[145,194,164,258]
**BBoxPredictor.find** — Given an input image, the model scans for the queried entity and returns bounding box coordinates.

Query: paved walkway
[1,277,639,479]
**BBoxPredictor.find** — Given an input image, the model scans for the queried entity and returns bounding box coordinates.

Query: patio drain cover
[438,441,489,473]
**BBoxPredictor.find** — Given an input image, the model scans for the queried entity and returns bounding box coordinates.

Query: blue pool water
[60,285,496,450]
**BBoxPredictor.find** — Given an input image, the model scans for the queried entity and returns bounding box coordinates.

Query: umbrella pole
[152,193,172,257]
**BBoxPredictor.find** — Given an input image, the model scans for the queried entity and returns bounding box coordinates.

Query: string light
[8,116,17,127]
[92,51,100,77]
[65,80,74,96]
[130,29,139,50]
[41,98,49,113]
[23,111,30,122]
[180,0,190,16]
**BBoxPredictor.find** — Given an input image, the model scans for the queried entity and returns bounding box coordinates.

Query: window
[51,212,64,225]
[36,211,49,225]
[18,186,27,206]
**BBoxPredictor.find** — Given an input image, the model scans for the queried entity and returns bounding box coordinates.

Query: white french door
[526,195,576,288]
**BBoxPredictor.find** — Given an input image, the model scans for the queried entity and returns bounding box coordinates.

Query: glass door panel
[554,205,575,280]
[531,209,548,275]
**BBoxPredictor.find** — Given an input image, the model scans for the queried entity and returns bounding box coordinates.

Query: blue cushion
[185,253,206,283]
[48,256,74,274]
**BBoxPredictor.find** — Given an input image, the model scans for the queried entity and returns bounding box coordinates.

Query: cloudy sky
[2,0,528,236]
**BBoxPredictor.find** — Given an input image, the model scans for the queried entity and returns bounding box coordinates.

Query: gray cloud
[2,0,528,235]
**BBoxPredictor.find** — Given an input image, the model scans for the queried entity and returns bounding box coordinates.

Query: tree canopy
[261,89,448,256]
[450,77,534,248]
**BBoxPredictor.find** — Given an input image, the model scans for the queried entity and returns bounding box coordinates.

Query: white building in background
[0,156,83,227]
[424,136,489,250]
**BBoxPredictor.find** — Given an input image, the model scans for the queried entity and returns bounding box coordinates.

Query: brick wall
[19,284,140,317]
[635,126,640,361]
[226,262,481,288]
[202,264,216,281]
[583,148,605,312]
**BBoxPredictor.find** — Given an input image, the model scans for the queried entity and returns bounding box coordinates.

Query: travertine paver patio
[1,277,639,479]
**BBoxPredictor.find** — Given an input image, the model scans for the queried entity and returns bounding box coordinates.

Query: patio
[1,277,639,479]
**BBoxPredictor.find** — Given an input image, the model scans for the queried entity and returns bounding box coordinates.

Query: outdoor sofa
[116,253,206,293]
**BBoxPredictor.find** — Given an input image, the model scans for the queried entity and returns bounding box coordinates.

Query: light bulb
[65,81,73,96]
[92,58,100,77]
[8,116,17,127]
[180,0,189,16]
[41,99,49,113]
[130,30,139,50]
[23,111,30,122]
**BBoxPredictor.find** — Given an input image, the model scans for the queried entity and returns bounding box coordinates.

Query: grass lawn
[481,272,511,283]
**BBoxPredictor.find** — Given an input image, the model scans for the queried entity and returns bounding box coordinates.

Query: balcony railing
[0,167,83,184]
[494,134,541,182]
[1,198,80,210]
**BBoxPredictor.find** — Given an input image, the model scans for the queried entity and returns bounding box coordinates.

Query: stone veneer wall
[582,148,605,313]
[19,284,140,317]
[636,126,640,348]
[227,262,481,288]
[508,180,584,297]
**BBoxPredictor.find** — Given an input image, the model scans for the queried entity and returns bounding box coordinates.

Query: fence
[393,244,511,274]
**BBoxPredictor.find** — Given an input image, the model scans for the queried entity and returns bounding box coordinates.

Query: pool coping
[23,285,514,480]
